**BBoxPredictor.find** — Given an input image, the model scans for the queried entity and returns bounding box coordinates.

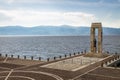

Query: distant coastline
[0,35,120,37]
[0,26,120,35]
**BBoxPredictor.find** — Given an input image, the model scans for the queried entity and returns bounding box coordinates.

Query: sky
[0,0,120,28]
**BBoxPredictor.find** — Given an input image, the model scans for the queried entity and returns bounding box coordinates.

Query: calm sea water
[0,36,120,60]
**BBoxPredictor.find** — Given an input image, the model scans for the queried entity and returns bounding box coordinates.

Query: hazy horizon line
[0,25,119,29]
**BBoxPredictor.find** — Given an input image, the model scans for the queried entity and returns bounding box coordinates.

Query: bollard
[5,54,8,57]
[115,52,117,55]
[69,53,71,57]
[74,53,76,56]
[11,55,13,58]
[24,56,26,59]
[84,50,86,53]
[59,56,62,59]
[17,55,20,59]
[31,56,33,60]
[65,54,67,58]
[39,57,41,61]
[47,58,49,62]
[101,62,103,67]
[54,57,56,60]
[81,51,83,54]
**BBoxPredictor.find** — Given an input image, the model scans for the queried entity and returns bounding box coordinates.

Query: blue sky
[0,0,120,28]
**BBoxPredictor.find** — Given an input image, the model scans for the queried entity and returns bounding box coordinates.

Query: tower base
[84,53,109,58]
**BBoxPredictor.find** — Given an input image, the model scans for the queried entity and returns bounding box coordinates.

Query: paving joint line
[5,69,13,80]
[88,73,120,79]
[3,57,8,63]
[0,66,11,70]
[72,66,100,80]
[13,70,63,80]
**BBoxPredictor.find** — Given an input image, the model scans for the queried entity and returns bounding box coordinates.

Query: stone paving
[76,67,120,80]
[0,55,120,80]
[41,56,102,71]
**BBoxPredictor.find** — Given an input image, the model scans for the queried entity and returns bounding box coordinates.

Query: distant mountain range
[0,25,120,35]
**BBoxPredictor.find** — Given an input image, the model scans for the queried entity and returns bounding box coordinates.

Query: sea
[0,36,120,60]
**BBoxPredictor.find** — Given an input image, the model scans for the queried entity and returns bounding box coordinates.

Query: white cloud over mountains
[0,0,119,28]
[0,12,12,22]
[0,9,96,27]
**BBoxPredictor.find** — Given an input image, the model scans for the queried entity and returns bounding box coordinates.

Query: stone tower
[90,23,102,54]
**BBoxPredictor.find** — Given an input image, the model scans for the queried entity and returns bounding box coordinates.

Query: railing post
[54,57,56,60]
[24,56,26,59]
[39,57,41,61]
[17,55,20,59]
[65,54,67,58]
[5,54,8,57]
[74,53,76,56]
[59,56,62,59]
[81,51,83,54]
[84,50,86,53]
[31,56,33,60]
[47,58,49,62]
[11,55,13,58]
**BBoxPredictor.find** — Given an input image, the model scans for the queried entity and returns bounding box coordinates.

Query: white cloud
[0,12,12,22]
[3,0,58,4]
[7,0,14,4]
[1,0,119,10]
[102,20,120,28]
[0,9,96,27]
[0,9,119,28]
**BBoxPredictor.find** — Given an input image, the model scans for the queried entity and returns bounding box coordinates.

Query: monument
[90,23,102,54]
[85,22,108,57]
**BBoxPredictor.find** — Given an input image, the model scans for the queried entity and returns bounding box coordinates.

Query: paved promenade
[0,54,120,80]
